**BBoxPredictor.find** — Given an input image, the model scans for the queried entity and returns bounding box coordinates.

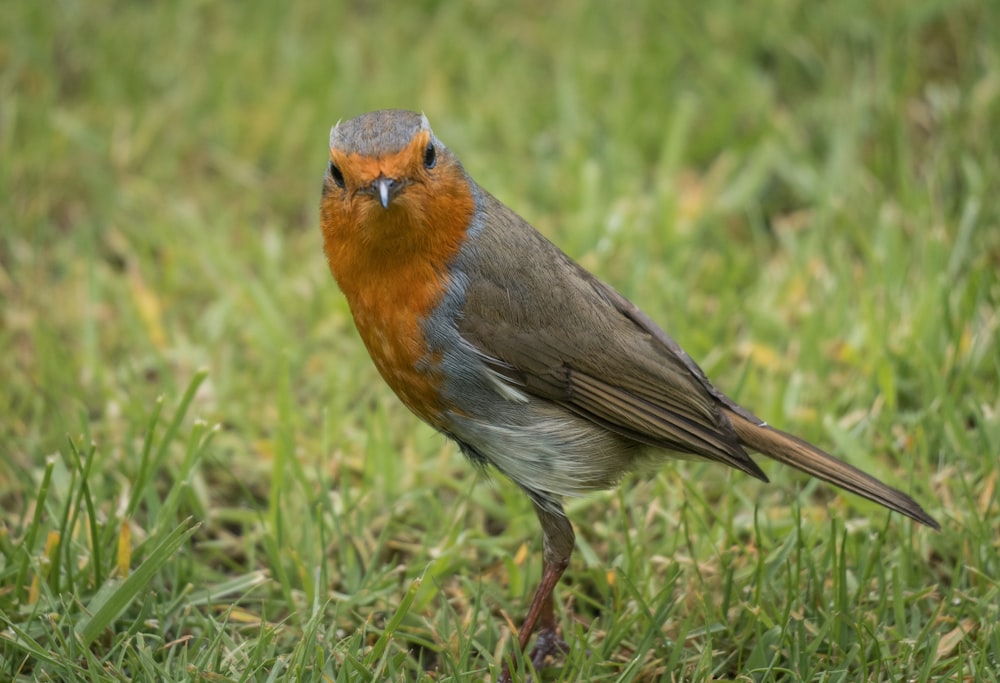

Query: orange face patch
[329,130,431,192]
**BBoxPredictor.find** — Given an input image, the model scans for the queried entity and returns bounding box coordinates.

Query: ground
[2,2,998,681]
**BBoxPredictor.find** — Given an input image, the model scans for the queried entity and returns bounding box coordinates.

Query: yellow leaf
[29,531,61,604]
[227,606,263,625]
[935,618,977,661]
[117,521,132,578]
[742,341,782,371]
[129,266,167,349]
[513,543,529,566]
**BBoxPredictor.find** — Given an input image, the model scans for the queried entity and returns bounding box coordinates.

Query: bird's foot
[529,627,569,671]
[497,628,568,683]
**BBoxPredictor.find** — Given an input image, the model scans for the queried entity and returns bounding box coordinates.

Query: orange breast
[349,263,450,426]
[320,162,476,429]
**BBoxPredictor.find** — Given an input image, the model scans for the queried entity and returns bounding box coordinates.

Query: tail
[723,408,940,529]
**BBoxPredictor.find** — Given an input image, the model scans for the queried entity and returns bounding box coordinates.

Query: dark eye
[329,161,345,188]
[423,142,437,169]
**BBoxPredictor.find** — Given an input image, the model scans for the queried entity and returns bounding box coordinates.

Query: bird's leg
[526,559,570,669]
[499,501,574,682]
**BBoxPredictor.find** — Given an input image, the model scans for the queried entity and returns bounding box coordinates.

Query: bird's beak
[373,176,396,209]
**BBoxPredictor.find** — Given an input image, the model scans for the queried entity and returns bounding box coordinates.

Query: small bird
[319,109,939,680]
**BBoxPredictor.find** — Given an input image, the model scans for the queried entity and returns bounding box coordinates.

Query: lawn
[2,1,999,681]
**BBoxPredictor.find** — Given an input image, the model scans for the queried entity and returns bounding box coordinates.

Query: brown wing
[455,193,767,481]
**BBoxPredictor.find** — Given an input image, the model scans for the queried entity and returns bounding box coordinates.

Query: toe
[528,627,569,671]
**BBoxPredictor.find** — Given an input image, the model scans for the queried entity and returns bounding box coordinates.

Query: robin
[319,109,939,680]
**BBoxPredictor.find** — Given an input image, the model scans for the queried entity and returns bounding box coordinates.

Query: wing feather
[454,202,767,480]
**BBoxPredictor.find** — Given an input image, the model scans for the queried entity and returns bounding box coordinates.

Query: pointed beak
[373,176,396,209]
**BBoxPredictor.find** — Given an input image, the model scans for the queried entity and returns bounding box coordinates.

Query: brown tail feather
[724,408,940,529]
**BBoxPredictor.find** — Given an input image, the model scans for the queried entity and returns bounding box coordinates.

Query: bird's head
[320,109,476,289]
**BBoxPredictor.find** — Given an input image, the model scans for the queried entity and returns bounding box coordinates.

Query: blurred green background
[3,1,998,681]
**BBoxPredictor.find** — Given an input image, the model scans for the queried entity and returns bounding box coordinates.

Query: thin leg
[527,564,570,671]
[498,500,575,683]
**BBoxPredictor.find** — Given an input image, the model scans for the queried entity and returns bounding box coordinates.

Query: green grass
[2,1,999,680]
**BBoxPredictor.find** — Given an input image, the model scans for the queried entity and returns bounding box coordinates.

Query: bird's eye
[423,142,437,169]
[329,161,345,188]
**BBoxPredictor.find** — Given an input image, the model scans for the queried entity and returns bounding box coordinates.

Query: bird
[318,108,939,681]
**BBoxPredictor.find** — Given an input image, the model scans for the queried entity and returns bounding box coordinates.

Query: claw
[529,627,569,670]
[498,628,568,683]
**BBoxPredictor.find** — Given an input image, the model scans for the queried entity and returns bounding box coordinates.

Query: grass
[2,0,999,680]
